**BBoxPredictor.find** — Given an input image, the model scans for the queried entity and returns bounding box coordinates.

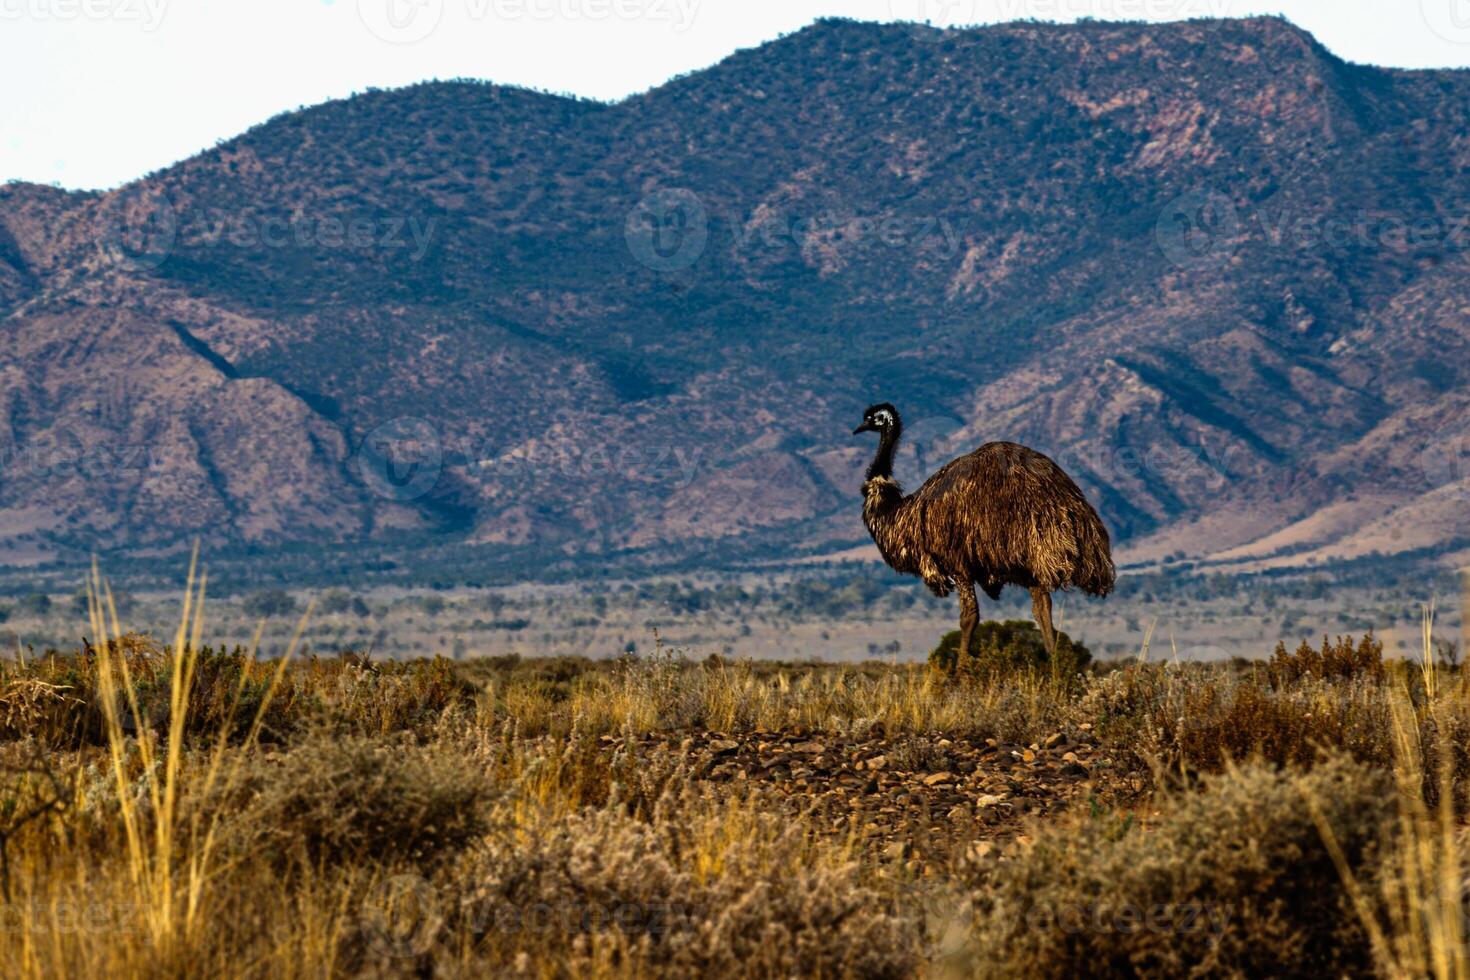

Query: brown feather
[861,434,1115,601]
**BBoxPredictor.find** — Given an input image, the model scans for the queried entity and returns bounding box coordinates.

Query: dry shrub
[1081,663,1391,772]
[0,633,164,745]
[1348,694,1470,976]
[963,756,1394,978]
[0,678,85,744]
[169,650,477,743]
[443,780,922,978]
[1268,632,1384,687]
[302,653,477,737]
[8,613,1469,978]
[479,652,1076,745]
[1162,676,1389,771]
[1415,705,1470,812]
[1079,661,1470,812]
[0,642,479,749]
[225,733,497,872]
[885,735,958,775]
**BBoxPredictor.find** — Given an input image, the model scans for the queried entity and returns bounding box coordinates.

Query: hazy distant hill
[3,16,1470,578]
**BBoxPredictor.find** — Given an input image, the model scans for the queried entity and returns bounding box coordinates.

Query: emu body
[853,403,1114,658]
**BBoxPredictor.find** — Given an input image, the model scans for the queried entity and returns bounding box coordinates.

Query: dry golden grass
[0,567,1467,977]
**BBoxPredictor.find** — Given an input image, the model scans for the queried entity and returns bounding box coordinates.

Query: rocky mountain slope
[2,16,1469,577]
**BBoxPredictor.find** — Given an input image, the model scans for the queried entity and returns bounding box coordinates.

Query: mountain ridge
[3,16,1469,578]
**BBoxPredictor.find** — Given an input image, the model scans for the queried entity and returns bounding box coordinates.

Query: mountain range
[3,16,1469,580]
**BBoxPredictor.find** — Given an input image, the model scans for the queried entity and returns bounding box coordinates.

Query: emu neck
[865,425,901,483]
[861,472,908,572]
[862,424,906,561]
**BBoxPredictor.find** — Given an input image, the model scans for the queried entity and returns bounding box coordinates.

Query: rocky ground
[601,726,1148,874]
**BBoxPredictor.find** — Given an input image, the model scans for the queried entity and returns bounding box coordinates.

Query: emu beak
[852,423,872,435]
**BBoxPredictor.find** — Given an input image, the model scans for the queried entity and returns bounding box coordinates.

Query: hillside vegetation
[3,17,1470,578]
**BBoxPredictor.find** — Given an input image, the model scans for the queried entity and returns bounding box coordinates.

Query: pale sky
[4,0,1470,190]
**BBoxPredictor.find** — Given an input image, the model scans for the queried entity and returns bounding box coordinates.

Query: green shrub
[929,619,1091,685]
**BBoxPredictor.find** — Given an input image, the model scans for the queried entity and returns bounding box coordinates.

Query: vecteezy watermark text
[624,187,969,273]
[191,212,438,261]
[92,192,440,272]
[729,209,968,259]
[888,0,1232,38]
[0,0,168,29]
[470,442,704,488]
[356,0,699,45]
[997,0,1233,18]
[0,434,164,482]
[350,417,706,502]
[358,873,700,958]
[1158,186,1470,271]
[0,899,146,934]
[1024,901,1233,936]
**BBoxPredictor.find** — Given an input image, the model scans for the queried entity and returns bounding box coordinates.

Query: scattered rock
[967,840,996,862]
[581,728,1130,867]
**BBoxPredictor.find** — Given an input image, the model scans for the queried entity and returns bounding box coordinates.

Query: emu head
[853,403,900,437]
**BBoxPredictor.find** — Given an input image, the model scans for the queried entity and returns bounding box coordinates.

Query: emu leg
[957,581,978,660]
[1031,588,1057,657]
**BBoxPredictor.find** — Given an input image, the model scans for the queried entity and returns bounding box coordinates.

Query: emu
[853,403,1114,659]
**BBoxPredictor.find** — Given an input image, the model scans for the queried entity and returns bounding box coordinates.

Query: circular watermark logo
[359,874,442,958]
[916,889,975,961]
[1156,188,1240,272]
[1418,422,1470,501]
[357,0,444,44]
[352,417,443,502]
[94,189,177,272]
[887,0,979,41]
[1423,0,1470,45]
[624,188,709,272]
